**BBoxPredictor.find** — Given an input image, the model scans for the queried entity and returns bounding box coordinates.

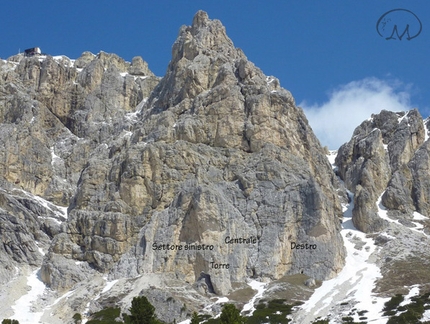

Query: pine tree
[2,320,20,324]
[190,312,199,324]
[220,304,245,324]
[72,313,82,324]
[124,296,160,324]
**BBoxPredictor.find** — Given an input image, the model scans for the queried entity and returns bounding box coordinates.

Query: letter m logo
[386,24,412,40]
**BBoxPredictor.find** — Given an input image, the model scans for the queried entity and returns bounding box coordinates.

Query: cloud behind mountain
[301,77,413,149]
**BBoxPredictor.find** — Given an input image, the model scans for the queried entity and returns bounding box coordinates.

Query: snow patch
[52,289,75,307]
[125,98,147,122]
[294,192,389,323]
[398,111,409,123]
[376,193,401,225]
[399,285,420,307]
[424,118,429,142]
[37,55,47,62]
[82,300,91,324]
[101,278,119,294]
[215,297,229,304]
[120,72,149,80]
[326,150,337,167]
[178,320,191,324]
[52,55,75,68]
[412,221,424,230]
[35,243,45,256]
[50,146,61,166]
[202,296,230,319]
[423,309,430,321]
[380,232,396,240]
[11,269,46,324]
[413,211,428,221]
[377,194,428,237]
[13,188,68,220]
[241,280,268,316]
[266,77,275,84]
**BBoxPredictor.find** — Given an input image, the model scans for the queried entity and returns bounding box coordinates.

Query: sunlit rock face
[0,10,346,322]
[336,109,429,233]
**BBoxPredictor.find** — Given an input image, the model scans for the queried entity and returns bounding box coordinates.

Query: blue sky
[1,1,429,148]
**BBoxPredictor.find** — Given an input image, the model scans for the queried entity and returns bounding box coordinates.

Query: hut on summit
[24,47,41,57]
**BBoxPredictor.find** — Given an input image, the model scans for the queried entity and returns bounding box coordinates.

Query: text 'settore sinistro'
[152,236,316,270]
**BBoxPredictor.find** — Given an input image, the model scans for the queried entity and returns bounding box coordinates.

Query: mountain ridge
[0,10,429,324]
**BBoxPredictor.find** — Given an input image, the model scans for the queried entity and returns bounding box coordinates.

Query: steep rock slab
[43,11,345,298]
[0,51,159,206]
[336,109,427,232]
[0,47,158,293]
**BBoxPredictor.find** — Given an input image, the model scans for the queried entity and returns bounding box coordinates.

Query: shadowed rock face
[0,10,345,320]
[335,109,429,232]
[0,46,159,291]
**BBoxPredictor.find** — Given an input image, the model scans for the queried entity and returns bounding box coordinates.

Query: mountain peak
[172,10,237,64]
[192,10,210,28]
[0,11,349,323]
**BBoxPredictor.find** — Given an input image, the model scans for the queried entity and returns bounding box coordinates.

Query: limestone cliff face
[0,10,345,320]
[39,11,345,296]
[335,109,429,232]
[0,49,158,289]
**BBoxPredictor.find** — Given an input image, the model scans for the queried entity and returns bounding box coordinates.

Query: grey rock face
[41,10,345,296]
[0,47,159,294]
[383,139,430,215]
[0,10,346,319]
[336,109,428,232]
[0,187,60,285]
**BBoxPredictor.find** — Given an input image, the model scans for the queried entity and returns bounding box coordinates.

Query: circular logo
[376,9,422,40]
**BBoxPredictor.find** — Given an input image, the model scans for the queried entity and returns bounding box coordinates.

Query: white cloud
[300,77,412,150]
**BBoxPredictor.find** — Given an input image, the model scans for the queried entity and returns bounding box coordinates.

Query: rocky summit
[336,109,429,233]
[1,10,429,324]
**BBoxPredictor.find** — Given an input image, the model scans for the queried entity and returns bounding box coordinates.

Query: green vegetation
[73,313,82,324]
[79,290,430,324]
[190,312,200,324]
[311,318,329,324]
[2,320,20,324]
[220,304,246,324]
[86,307,121,324]
[85,296,162,324]
[386,292,430,324]
[202,317,220,324]
[124,296,163,324]
[383,294,404,316]
[357,310,368,316]
[196,314,212,323]
[340,316,366,324]
[246,299,299,324]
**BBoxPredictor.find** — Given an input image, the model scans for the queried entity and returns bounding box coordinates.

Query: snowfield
[2,148,430,323]
[292,152,430,323]
[241,280,268,315]
[292,189,390,323]
[10,269,46,324]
